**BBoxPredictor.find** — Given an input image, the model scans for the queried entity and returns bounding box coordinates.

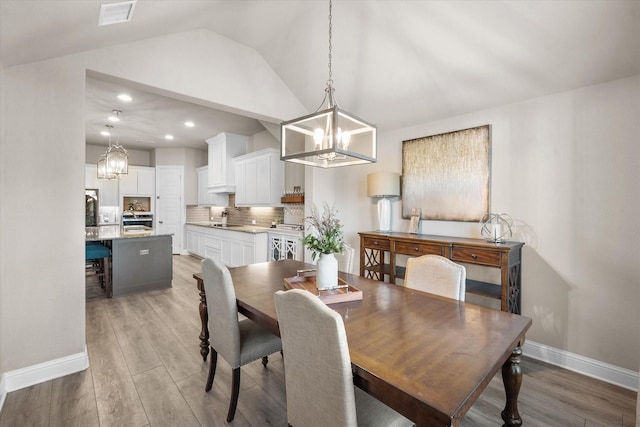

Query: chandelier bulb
[314,128,324,149]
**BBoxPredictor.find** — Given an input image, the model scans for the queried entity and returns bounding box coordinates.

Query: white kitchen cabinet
[119,166,155,196]
[203,234,222,263]
[233,148,284,207]
[118,168,137,195]
[184,224,267,267]
[268,230,303,261]
[137,167,155,195]
[99,177,119,207]
[85,164,99,190]
[186,225,206,256]
[197,166,229,206]
[219,229,266,267]
[234,160,247,205]
[85,164,119,208]
[186,226,201,254]
[206,132,247,193]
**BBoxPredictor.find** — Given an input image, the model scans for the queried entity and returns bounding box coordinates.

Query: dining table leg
[501,346,523,427]
[196,276,210,361]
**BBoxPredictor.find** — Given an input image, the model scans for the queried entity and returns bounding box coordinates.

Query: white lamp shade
[367,172,400,197]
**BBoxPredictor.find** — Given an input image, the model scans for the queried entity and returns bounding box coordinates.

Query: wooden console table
[359,231,524,314]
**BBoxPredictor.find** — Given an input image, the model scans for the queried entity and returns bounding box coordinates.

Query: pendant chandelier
[97,123,128,179]
[281,0,376,168]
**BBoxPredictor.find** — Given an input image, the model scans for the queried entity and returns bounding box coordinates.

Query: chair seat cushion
[238,318,282,366]
[86,243,110,260]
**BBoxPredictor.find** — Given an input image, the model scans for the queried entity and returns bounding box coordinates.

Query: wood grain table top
[195,259,532,426]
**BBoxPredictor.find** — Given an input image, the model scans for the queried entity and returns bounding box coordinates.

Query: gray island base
[111,235,173,297]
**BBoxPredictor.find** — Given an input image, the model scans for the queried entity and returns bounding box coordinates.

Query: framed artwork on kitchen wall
[402,125,491,222]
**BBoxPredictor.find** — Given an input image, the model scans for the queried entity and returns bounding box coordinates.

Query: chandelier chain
[327,0,333,87]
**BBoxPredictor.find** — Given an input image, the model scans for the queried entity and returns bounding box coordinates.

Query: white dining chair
[404,254,466,301]
[336,243,355,273]
[274,288,413,427]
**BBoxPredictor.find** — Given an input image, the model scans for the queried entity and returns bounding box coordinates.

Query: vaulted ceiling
[2,1,639,150]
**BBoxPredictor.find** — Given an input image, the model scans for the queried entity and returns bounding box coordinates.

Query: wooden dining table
[193,259,532,427]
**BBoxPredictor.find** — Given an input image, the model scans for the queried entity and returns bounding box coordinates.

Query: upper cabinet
[207,132,247,193]
[233,148,284,207]
[85,164,119,207]
[197,166,229,206]
[119,166,155,196]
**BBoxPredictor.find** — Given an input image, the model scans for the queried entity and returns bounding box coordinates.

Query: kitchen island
[86,225,173,297]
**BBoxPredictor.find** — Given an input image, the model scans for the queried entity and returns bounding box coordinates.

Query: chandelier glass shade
[97,124,128,179]
[280,0,376,168]
[97,152,116,180]
[105,142,128,175]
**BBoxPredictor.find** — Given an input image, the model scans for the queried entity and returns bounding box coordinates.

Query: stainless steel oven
[121,211,153,229]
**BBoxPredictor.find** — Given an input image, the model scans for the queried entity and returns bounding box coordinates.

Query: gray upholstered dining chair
[274,289,413,427]
[404,254,466,301]
[201,257,282,422]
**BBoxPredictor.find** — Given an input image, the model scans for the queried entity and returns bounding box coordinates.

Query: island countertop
[186,221,269,234]
[85,225,173,241]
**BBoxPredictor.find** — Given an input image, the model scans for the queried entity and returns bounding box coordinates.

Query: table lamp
[367,172,400,231]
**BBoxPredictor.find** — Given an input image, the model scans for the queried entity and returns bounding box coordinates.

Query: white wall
[0,29,306,385]
[86,143,152,167]
[333,74,640,372]
[2,60,87,373]
[248,130,278,152]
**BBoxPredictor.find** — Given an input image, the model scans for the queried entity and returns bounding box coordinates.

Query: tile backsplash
[186,195,286,228]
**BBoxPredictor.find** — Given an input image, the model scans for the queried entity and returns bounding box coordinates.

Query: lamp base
[377,198,391,231]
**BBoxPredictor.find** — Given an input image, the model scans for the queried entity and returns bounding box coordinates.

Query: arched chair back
[404,254,466,301]
[336,243,355,273]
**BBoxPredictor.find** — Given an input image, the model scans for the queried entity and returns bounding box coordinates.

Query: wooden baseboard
[523,340,638,391]
[0,347,89,399]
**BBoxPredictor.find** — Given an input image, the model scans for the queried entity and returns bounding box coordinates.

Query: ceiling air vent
[98,1,137,26]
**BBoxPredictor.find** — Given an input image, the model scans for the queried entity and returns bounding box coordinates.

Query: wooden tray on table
[284,275,363,305]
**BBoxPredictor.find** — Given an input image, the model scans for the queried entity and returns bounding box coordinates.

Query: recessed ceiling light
[184,121,195,128]
[118,93,132,102]
[108,110,121,122]
[165,134,174,140]
[98,1,137,27]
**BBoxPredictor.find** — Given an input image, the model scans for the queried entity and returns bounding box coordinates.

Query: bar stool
[85,242,112,298]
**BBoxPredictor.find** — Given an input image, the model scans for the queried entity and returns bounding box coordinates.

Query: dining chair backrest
[201,257,242,366]
[274,289,358,427]
[404,254,466,301]
[336,243,355,273]
[201,257,282,422]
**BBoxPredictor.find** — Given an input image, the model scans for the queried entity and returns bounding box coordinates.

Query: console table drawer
[451,247,501,267]
[362,237,390,250]
[394,241,445,256]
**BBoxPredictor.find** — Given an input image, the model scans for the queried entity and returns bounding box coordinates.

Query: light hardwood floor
[1,255,636,426]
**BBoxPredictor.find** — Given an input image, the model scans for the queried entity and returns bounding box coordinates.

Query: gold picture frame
[402,125,491,221]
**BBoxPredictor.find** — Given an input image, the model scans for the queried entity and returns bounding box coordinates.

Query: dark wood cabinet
[359,231,524,314]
